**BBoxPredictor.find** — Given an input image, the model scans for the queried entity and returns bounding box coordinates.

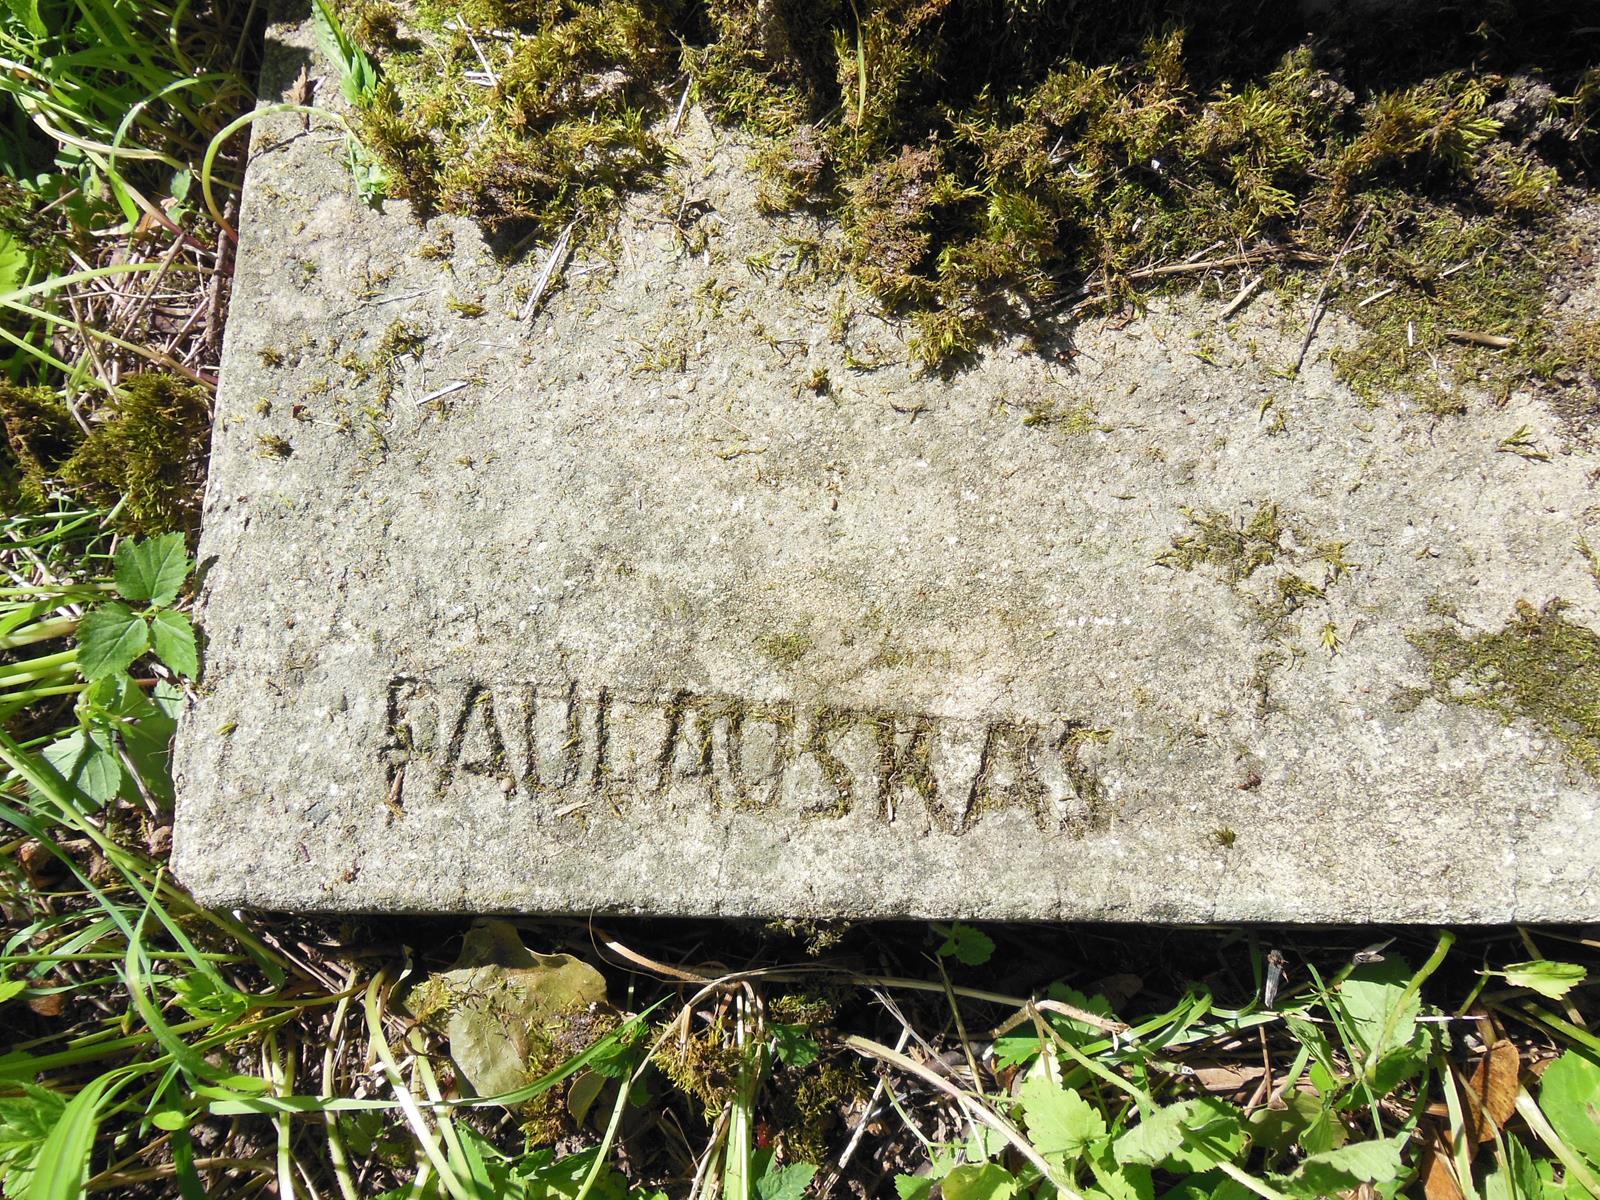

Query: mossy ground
[0,374,212,533]
[334,0,1597,393]
[1412,599,1600,777]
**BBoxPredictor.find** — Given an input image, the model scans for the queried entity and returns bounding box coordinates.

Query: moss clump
[63,375,211,533]
[0,375,210,532]
[652,1018,750,1113]
[0,384,80,508]
[1331,200,1552,415]
[1158,503,1285,583]
[1411,599,1600,777]
[343,1,1598,378]
[342,0,683,243]
[769,1057,867,1165]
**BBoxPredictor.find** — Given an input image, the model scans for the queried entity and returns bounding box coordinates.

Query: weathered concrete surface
[172,16,1600,919]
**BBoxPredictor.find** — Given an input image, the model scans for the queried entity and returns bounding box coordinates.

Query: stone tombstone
[172,14,1600,919]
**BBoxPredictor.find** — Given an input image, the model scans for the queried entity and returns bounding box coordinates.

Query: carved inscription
[381,678,1113,837]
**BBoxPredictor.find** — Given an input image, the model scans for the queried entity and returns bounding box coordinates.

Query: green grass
[1,4,1600,1200]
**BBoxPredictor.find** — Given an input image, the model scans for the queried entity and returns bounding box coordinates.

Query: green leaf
[0,0,44,39]
[895,1176,936,1200]
[1019,1073,1106,1159]
[0,1083,66,1197]
[1278,1135,1405,1197]
[0,980,23,1006]
[0,228,29,293]
[311,0,379,104]
[171,972,251,1024]
[941,1163,1019,1200]
[76,603,150,680]
[41,729,123,805]
[113,533,192,606]
[1114,1098,1244,1173]
[935,922,995,966]
[149,609,199,677]
[755,1161,816,1200]
[994,983,1119,1067]
[114,682,180,805]
[1501,961,1587,1000]
[29,1070,130,1200]
[522,1146,627,1200]
[1539,1051,1600,1168]
[1483,1134,1543,1200]
[770,1023,819,1068]
[1336,958,1423,1065]
[1086,1139,1153,1200]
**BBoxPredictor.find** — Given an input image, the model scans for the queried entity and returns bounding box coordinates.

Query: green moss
[0,384,79,508]
[341,0,1596,379]
[1331,201,1551,415]
[756,628,811,668]
[770,1057,868,1164]
[1157,503,1285,583]
[62,374,211,534]
[341,0,683,243]
[1411,600,1600,777]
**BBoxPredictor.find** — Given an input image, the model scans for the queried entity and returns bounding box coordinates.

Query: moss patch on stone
[339,0,683,244]
[1411,599,1600,777]
[1157,503,1285,583]
[338,1,1598,380]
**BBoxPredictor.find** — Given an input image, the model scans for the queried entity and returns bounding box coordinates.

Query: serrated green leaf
[113,533,191,606]
[770,1023,819,1068]
[1019,1073,1105,1158]
[935,922,995,966]
[0,1082,66,1198]
[1336,958,1421,1064]
[149,609,199,677]
[77,603,150,680]
[1501,961,1587,1000]
[1114,1098,1244,1173]
[0,227,29,294]
[1539,1051,1600,1168]
[755,1161,816,1200]
[941,1162,1019,1200]
[0,0,45,40]
[1483,1134,1543,1200]
[1087,1139,1153,1200]
[40,729,122,805]
[1278,1134,1404,1197]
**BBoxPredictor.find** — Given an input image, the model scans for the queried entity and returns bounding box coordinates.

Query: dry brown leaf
[1420,1140,1467,1200]
[1464,1039,1520,1142]
[26,991,65,1018]
[286,63,314,107]
[1191,1064,1266,1094]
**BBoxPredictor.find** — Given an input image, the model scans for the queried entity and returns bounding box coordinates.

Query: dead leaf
[286,63,315,107]
[1463,1039,1520,1142]
[26,991,65,1018]
[1420,1126,1467,1200]
[404,919,614,1101]
[1191,1063,1266,1095]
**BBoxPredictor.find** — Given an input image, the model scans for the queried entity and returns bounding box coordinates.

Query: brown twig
[1293,211,1369,373]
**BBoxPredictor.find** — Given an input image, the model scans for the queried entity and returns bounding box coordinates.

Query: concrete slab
[171,15,1600,918]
